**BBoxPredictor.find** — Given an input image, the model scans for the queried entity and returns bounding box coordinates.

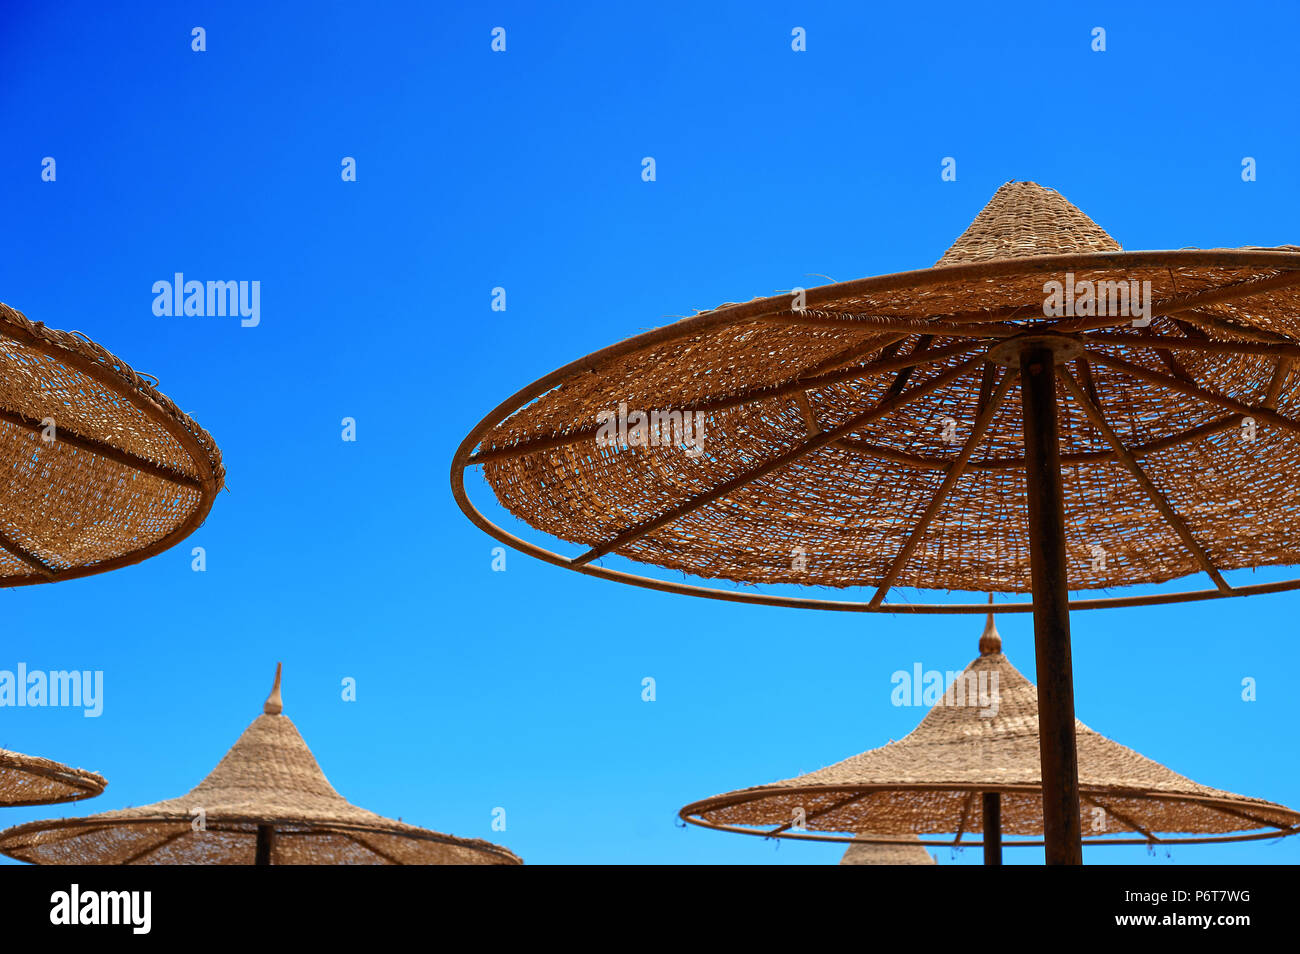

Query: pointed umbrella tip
[979,594,1002,655]
[264,662,283,715]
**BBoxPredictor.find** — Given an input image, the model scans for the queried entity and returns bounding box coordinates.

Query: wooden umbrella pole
[255,824,275,865]
[1018,343,1083,865]
[982,792,1003,866]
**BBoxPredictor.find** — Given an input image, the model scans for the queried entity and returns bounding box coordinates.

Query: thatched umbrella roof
[0,666,521,864]
[0,749,104,807]
[680,613,1300,848]
[1,302,222,586]
[453,181,1300,613]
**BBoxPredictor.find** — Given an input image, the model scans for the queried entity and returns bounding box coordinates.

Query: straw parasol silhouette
[452,181,1300,862]
[839,835,936,865]
[0,665,522,865]
[0,749,104,808]
[1,301,223,807]
[678,608,1300,863]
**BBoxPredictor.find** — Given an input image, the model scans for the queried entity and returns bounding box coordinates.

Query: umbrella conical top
[0,302,223,586]
[678,622,1300,849]
[454,181,1300,612]
[0,665,522,864]
[839,834,936,865]
[0,748,105,807]
[936,181,1121,265]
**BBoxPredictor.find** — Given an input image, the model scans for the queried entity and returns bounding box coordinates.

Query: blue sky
[2,0,1298,865]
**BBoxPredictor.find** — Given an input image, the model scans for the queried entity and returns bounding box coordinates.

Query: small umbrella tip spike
[264,662,284,715]
[979,594,1002,656]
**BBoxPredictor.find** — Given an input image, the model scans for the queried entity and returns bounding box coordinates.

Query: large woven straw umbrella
[0,301,223,585]
[0,749,104,808]
[452,181,1300,863]
[0,666,522,865]
[679,610,1300,863]
[839,835,935,866]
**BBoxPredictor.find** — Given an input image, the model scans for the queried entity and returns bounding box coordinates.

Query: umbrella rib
[1203,801,1299,833]
[1264,357,1291,408]
[1082,333,1300,361]
[767,310,1016,338]
[1174,310,1294,344]
[794,391,821,436]
[786,336,913,440]
[1084,350,1300,437]
[571,356,985,566]
[953,791,975,845]
[1157,269,1300,342]
[800,337,933,444]
[868,368,1017,608]
[783,310,1134,337]
[800,333,910,378]
[339,830,405,864]
[1073,356,1102,409]
[767,791,870,836]
[468,342,981,465]
[121,828,188,864]
[883,335,935,397]
[1081,795,1160,842]
[0,530,55,578]
[0,408,202,489]
[1059,368,1231,593]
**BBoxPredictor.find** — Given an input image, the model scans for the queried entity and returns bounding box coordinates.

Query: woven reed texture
[465,182,1300,597]
[0,685,521,865]
[936,182,1121,264]
[0,302,224,586]
[839,834,936,865]
[0,749,105,807]
[681,618,1300,841]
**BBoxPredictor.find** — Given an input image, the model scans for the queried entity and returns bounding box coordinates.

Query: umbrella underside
[0,750,105,808]
[0,819,515,865]
[469,259,1300,599]
[0,303,222,585]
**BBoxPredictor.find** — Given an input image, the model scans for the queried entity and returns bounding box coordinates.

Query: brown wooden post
[982,792,1003,865]
[255,824,275,865]
[1019,343,1084,865]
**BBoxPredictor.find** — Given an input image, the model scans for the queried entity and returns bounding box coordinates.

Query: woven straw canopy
[839,834,936,865]
[453,182,1300,612]
[0,302,223,586]
[679,615,1300,847]
[0,667,522,865]
[0,749,105,808]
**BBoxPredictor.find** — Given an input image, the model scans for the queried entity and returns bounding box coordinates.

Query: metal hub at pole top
[986,331,1084,367]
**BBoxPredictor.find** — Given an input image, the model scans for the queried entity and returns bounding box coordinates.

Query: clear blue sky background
[2,1,1297,865]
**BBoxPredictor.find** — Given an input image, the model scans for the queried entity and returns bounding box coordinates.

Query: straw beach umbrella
[679,611,1300,863]
[452,181,1300,863]
[0,666,522,865]
[0,749,104,808]
[0,301,223,585]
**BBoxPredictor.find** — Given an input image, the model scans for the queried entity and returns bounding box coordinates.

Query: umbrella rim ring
[0,812,523,865]
[677,782,1300,846]
[680,818,1298,849]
